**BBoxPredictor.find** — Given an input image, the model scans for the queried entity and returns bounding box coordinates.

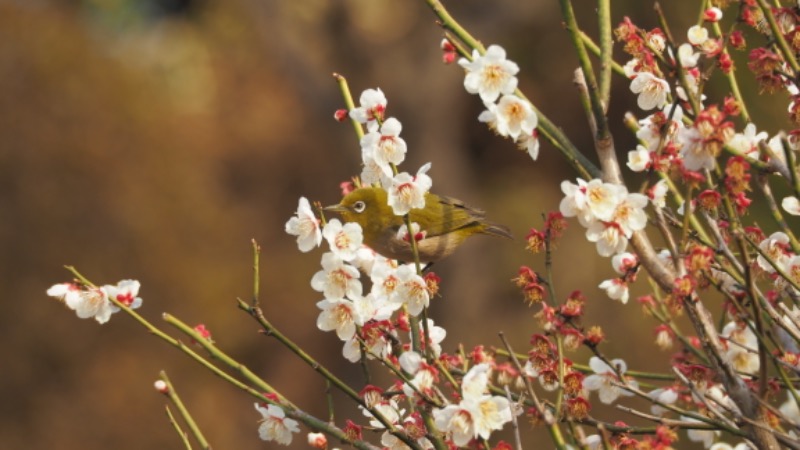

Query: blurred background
[0,0,790,448]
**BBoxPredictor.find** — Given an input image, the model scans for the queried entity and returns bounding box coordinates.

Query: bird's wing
[408,194,483,237]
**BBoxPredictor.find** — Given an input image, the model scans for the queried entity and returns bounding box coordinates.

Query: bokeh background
[1,1,790,448]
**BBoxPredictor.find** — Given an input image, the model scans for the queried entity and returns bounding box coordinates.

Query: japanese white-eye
[325,187,511,262]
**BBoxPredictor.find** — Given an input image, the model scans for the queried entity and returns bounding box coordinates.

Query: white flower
[362,400,404,428]
[648,179,669,208]
[647,387,678,415]
[421,318,447,357]
[687,25,709,46]
[47,283,116,324]
[630,72,670,110]
[678,126,716,171]
[104,279,143,309]
[611,252,638,275]
[516,130,541,160]
[727,123,767,158]
[388,163,433,216]
[311,252,362,300]
[459,45,519,103]
[585,221,629,257]
[433,404,475,446]
[360,117,407,177]
[464,394,512,441]
[677,43,700,68]
[583,356,637,404]
[783,196,800,216]
[612,193,649,237]
[756,231,792,273]
[586,181,627,223]
[433,363,512,444]
[285,197,322,252]
[316,298,360,340]
[780,393,800,425]
[360,153,391,188]
[479,94,538,140]
[255,403,300,445]
[349,88,387,132]
[598,278,629,304]
[322,219,363,262]
[637,104,684,151]
[627,145,651,172]
[682,415,719,448]
[559,178,594,225]
[370,257,400,300]
[721,321,759,375]
[390,264,430,316]
[709,443,752,450]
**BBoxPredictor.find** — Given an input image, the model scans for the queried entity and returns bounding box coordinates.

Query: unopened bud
[154,380,169,394]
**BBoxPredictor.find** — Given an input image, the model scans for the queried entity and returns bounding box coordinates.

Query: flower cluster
[284,87,519,447]
[559,178,649,257]
[47,279,142,324]
[459,45,541,160]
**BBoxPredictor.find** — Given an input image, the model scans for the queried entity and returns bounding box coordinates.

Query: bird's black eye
[353,201,366,213]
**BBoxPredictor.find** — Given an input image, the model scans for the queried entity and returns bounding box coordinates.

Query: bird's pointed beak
[323,204,347,213]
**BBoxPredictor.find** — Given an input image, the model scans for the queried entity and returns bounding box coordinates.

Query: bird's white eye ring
[353,201,366,213]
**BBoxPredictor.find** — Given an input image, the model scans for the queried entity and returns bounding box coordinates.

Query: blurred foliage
[0,0,789,448]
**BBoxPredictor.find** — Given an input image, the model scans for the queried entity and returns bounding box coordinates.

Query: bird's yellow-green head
[325,187,511,262]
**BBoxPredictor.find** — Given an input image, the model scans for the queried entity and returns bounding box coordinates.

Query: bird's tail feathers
[483,223,513,239]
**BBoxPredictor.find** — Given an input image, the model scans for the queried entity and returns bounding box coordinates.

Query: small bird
[325,187,511,262]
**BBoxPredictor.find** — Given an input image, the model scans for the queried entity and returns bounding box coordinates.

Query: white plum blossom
[678,125,716,171]
[636,104,683,151]
[612,192,649,237]
[721,321,759,375]
[105,279,143,310]
[370,257,400,300]
[627,145,651,172]
[47,283,116,324]
[285,197,322,252]
[677,43,700,68]
[362,400,404,428]
[630,72,670,110]
[459,45,519,103]
[780,393,800,426]
[647,387,678,415]
[648,179,669,208]
[322,219,363,262]
[727,123,767,158]
[560,178,625,226]
[360,117,407,177]
[349,88,387,132]
[478,94,538,140]
[756,231,792,273]
[421,318,447,357]
[390,264,430,316]
[388,163,433,216]
[583,356,637,404]
[433,363,512,445]
[360,153,392,188]
[623,58,640,78]
[687,25,710,46]
[586,220,629,256]
[782,196,800,216]
[598,278,629,304]
[611,252,638,275]
[255,403,300,445]
[709,443,753,450]
[342,321,393,363]
[516,130,541,160]
[316,298,360,340]
[311,252,362,300]
[682,415,719,448]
